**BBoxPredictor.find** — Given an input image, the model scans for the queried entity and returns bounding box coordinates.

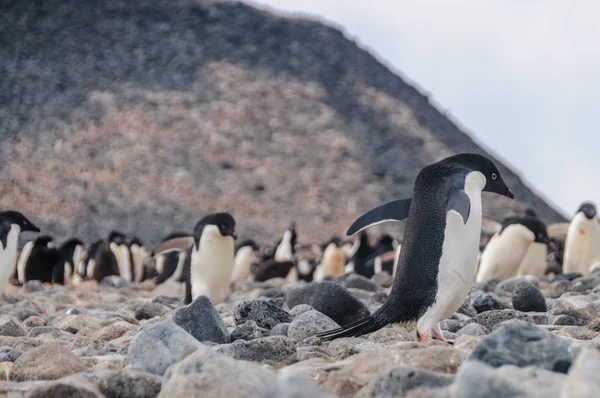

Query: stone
[469,290,503,313]
[469,320,583,373]
[452,360,530,398]
[234,300,293,330]
[0,316,27,337]
[0,346,22,362]
[371,272,394,287]
[23,281,45,293]
[456,300,477,317]
[286,282,371,326]
[550,295,600,321]
[23,316,47,328]
[550,315,587,326]
[134,302,169,320]
[66,308,83,315]
[9,344,87,381]
[92,321,139,341]
[270,323,290,337]
[53,315,104,334]
[547,279,572,299]
[357,366,454,397]
[289,304,314,318]
[97,369,163,398]
[100,276,135,289]
[512,281,547,312]
[216,335,296,363]
[151,295,183,310]
[231,320,270,341]
[554,326,598,341]
[495,365,567,398]
[172,296,229,344]
[440,319,462,333]
[473,309,534,331]
[495,276,539,296]
[126,321,202,376]
[28,326,73,339]
[259,374,338,398]
[587,318,600,332]
[288,310,340,341]
[456,323,489,337]
[561,347,600,398]
[25,378,103,398]
[259,288,285,299]
[342,274,377,292]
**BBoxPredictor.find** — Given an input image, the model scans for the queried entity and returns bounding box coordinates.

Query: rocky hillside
[0,0,566,246]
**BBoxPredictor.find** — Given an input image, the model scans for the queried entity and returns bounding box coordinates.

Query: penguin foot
[432,331,455,345]
[416,329,430,344]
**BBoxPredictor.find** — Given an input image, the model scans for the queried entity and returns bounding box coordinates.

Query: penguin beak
[231,232,238,240]
[506,189,515,199]
[24,223,41,233]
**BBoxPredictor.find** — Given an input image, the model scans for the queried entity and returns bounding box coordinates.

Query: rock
[469,320,582,373]
[562,347,600,398]
[494,365,567,398]
[357,366,454,397]
[456,300,477,317]
[288,310,340,341]
[231,320,270,341]
[452,360,530,398]
[171,296,229,344]
[270,323,290,337]
[587,318,600,332]
[0,315,27,337]
[126,321,202,376]
[259,374,338,398]
[286,281,371,326]
[216,335,296,362]
[134,302,169,320]
[26,377,103,398]
[11,308,43,322]
[512,281,547,312]
[23,280,45,293]
[66,308,83,315]
[92,321,139,341]
[547,279,571,298]
[23,316,47,328]
[550,295,600,321]
[474,309,534,331]
[151,295,183,310]
[554,326,598,341]
[100,276,135,289]
[571,275,600,292]
[9,344,87,381]
[53,315,104,334]
[469,290,503,313]
[260,288,285,299]
[97,369,163,398]
[0,346,22,362]
[234,300,293,330]
[495,276,538,296]
[440,319,462,333]
[550,315,587,326]
[371,272,394,287]
[342,274,377,292]
[289,304,314,318]
[28,326,73,339]
[160,345,276,397]
[456,323,489,337]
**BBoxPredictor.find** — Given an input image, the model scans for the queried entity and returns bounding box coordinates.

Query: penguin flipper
[0,222,10,249]
[346,198,412,236]
[446,189,471,224]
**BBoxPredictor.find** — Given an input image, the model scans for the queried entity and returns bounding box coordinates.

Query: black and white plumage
[563,202,600,276]
[52,238,85,285]
[0,211,40,292]
[317,153,514,343]
[17,236,59,285]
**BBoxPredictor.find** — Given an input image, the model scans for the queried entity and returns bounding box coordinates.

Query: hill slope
[0,0,565,246]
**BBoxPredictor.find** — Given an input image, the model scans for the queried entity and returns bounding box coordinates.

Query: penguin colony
[1,153,598,343]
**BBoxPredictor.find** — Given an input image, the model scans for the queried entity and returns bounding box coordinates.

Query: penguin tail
[315,313,389,340]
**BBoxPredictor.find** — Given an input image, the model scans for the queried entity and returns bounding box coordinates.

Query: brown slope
[0,0,566,246]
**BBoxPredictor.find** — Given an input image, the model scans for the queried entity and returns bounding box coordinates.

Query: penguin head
[446,153,514,199]
[34,235,55,248]
[502,216,552,247]
[576,202,597,219]
[193,212,237,247]
[127,236,143,247]
[235,239,260,254]
[0,211,40,233]
[108,231,127,245]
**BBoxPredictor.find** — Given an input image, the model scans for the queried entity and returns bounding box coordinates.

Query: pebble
[342,274,377,292]
[0,315,27,337]
[469,289,503,313]
[456,323,489,337]
[216,335,297,362]
[473,309,534,331]
[0,346,22,362]
[270,323,290,337]
[230,320,270,341]
[288,310,340,340]
[97,369,163,398]
[172,296,229,344]
[234,300,293,330]
[512,281,547,312]
[9,344,87,381]
[259,374,338,398]
[134,302,169,320]
[100,276,136,289]
[358,365,454,397]
[452,360,530,398]
[562,347,600,397]
[289,304,314,318]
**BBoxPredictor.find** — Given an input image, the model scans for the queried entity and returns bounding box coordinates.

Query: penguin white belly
[417,173,483,337]
[314,243,343,281]
[275,230,293,262]
[110,243,132,281]
[232,247,256,281]
[563,214,600,276]
[476,225,534,282]
[516,242,547,277]
[191,226,234,304]
[0,225,20,292]
[130,245,145,283]
[17,239,34,284]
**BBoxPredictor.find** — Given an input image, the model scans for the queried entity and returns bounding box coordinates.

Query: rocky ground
[0,271,599,397]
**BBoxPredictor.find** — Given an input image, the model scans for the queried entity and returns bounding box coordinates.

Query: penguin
[80,239,103,280]
[252,259,295,282]
[476,214,552,282]
[17,236,60,284]
[181,213,237,304]
[108,231,133,281]
[151,233,194,284]
[346,231,378,277]
[52,238,85,285]
[317,153,514,343]
[274,224,297,262]
[563,202,600,276]
[0,211,40,293]
[86,234,126,282]
[232,239,260,281]
[127,236,150,283]
[313,238,347,282]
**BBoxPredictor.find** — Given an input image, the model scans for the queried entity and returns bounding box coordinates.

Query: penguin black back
[24,236,59,284]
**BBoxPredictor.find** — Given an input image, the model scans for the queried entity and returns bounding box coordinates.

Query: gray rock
[260,288,285,298]
[342,274,377,292]
[151,295,183,310]
[11,308,42,322]
[286,281,371,326]
[456,323,489,337]
[259,374,338,398]
[65,308,83,316]
[134,302,169,320]
[172,295,229,344]
[452,360,530,398]
[27,326,73,339]
[0,346,22,362]
[288,310,340,341]
[495,276,538,296]
[547,279,571,298]
[440,319,462,333]
[360,365,454,397]
[512,282,547,312]
[126,321,202,376]
[371,272,394,287]
[570,275,600,292]
[550,315,587,326]
[549,295,600,321]
[0,315,27,337]
[216,335,296,362]
[26,378,103,398]
[529,312,550,325]
[231,320,270,341]
[562,347,600,398]
[270,323,290,337]
[469,320,582,373]
[10,344,87,381]
[474,309,534,331]
[289,304,314,318]
[469,290,503,313]
[98,369,163,398]
[24,280,45,293]
[234,300,292,330]
[457,300,477,317]
[100,276,135,289]
[23,316,47,328]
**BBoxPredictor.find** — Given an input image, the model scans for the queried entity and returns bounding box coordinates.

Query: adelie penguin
[0,211,40,293]
[317,153,514,343]
[563,202,600,276]
[53,238,85,285]
[17,236,60,285]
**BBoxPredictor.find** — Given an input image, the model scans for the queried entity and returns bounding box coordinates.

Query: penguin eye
[491,173,497,180]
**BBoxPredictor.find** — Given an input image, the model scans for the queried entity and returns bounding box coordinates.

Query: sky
[249,0,600,218]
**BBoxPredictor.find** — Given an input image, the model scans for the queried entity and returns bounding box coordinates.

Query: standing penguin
[232,239,260,281]
[17,236,59,284]
[563,202,600,276]
[182,213,237,304]
[52,238,85,285]
[274,224,297,263]
[0,211,40,293]
[128,236,150,283]
[108,231,133,281]
[317,153,514,343]
[313,238,347,282]
[476,214,552,282]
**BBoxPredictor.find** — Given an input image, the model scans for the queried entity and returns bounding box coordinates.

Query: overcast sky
[249,0,600,218]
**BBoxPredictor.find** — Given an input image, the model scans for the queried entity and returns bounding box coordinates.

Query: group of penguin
[1,153,599,345]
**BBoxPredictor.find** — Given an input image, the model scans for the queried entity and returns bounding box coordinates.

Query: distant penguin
[347,231,377,277]
[370,234,398,275]
[252,259,295,282]
[128,236,150,283]
[0,211,40,293]
[274,224,296,262]
[81,239,103,280]
[182,213,237,304]
[17,236,59,284]
[476,214,552,282]
[108,231,133,281]
[88,235,123,282]
[52,238,84,285]
[232,239,260,281]
[563,202,600,276]
[151,233,194,285]
[318,153,514,343]
[314,239,346,281]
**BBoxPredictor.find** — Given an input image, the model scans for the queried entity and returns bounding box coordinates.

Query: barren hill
[0,0,565,246]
